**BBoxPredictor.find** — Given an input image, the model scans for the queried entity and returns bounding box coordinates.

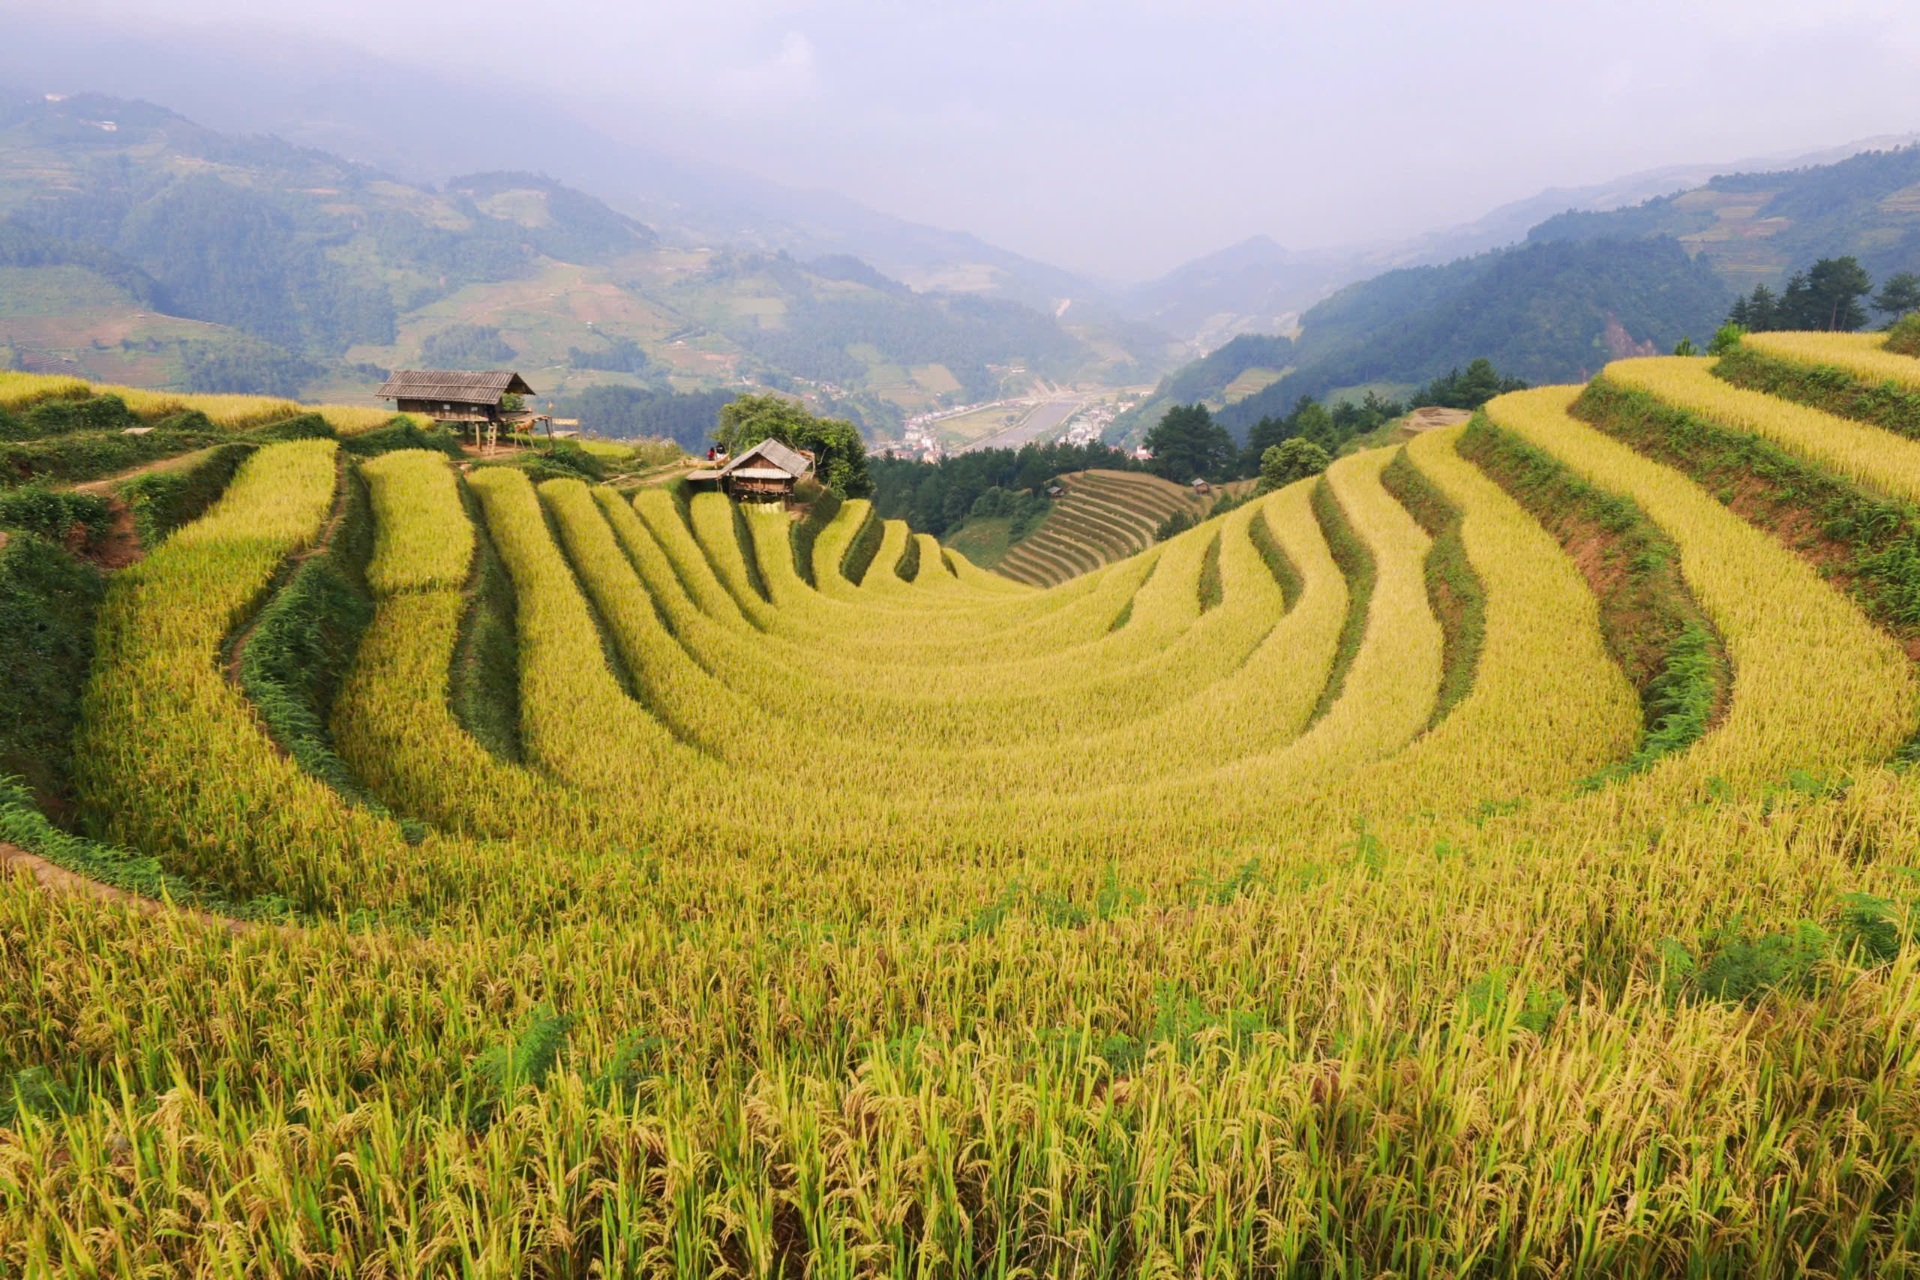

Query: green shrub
[0,536,104,803]
[1886,312,1920,357]
[0,483,113,541]
[1,393,139,441]
[341,419,464,460]
[1196,530,1223,611]
[1154,508,1197,542]
[1695,921,1831,1004]
[237,466,381,805]
[252,412,336,443]
[0,421,227,489]
[894,528,921,581]
[1382,450,1486,730]
[1246,508,1303,608]
[466,1004,576,1131]
[1257,438,1330,492]
[1464,968,1568,1035]
[1707,322,1746,356]
[1308,476,1376,725]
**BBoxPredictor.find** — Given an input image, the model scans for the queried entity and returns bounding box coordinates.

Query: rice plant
[13,359,1920,1275]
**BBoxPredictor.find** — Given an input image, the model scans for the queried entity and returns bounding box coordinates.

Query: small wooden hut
[686,438,815,502]
[378,369,535,448]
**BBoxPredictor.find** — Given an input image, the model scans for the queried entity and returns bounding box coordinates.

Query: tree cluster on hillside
[1160,334,1295,406]
[870,441,1148,537]
[419,324,517,368]
[551,385,736,450]
[1409,358,1529,409]
[1138,363,1523,488]
[1135,387,1405,484]
[179,337,321,398]
[716,394,872,498]
[1257,438,1332,492]
[445,172,656,265]
[0,102,663,400]
[1725,257,1920,333]
[23,173,399,357]
[966,485,1053,543]
[567,334,651,375]
[1142,405,1236,484]
[0,218,160,306]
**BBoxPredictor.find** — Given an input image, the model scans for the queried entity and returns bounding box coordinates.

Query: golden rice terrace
[7,333,1920,1275]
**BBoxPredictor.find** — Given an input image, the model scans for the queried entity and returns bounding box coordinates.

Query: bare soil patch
[1402,407,1471,433]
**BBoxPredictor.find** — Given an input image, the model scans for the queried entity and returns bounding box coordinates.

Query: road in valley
[954,390,1095,454]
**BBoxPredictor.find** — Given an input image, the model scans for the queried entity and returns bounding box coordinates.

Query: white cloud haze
[12,0,1920,277]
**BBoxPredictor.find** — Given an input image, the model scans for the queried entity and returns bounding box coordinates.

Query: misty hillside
[0,17,1133,319]
[0,91,1162,433]
[1528,145,1920,292]
[1126,138,1920,353]
[1215,237,1727,433]
[1125,146,1920,442]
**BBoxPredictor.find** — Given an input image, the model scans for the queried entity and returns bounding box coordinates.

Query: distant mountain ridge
[1527,144,1920,290]
[1122,141,1920,446]
[0,91,1156,429]
[0,14,1118,320]
[1128,135,1920,353]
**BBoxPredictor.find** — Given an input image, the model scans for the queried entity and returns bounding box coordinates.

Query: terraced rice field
[995,468,1221,586]
[12,335,1920,1273]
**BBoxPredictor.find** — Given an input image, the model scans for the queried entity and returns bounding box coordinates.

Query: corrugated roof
[377,369,534,403]
[721,437,812,478]
[729,467,796,480]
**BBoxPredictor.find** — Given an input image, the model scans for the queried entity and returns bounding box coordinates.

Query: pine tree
[1874,272,1920,322]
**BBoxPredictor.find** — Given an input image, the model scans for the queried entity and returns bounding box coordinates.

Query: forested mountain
[1528,146,1920,296]
[0,91,1154,431]
[1125,137,1920,350]
[1213,236,1729,436]
[1183,146,1920,440]
[1107,333,1295,442]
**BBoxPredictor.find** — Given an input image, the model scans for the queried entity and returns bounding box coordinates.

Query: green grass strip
[1307,475,1376,727]
[1381,449,1487,732]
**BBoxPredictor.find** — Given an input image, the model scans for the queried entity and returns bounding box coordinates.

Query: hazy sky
[18,0,1920,277]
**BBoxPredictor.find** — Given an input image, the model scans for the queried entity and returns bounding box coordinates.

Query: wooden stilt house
[685,437,816,502]
[378,369,535,449]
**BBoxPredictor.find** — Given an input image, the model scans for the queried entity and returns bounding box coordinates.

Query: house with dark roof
[377,370,535,424]
[686,438,816,501]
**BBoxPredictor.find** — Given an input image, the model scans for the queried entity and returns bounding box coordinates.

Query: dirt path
[611,461,691,489]
[83,499,143,569]
[0,841,254,936]
[73,445,223,497]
